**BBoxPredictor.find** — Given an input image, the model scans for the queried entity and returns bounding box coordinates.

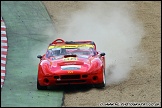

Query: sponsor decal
[68,70,73,73]
[48,44,94,49]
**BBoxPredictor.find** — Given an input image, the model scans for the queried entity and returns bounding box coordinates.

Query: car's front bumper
[38,71,103,86]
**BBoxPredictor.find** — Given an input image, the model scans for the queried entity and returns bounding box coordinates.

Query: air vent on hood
[64,55,77,58]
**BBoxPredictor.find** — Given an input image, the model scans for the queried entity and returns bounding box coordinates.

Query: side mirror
[37,55,42,59]
[100,52,105,56]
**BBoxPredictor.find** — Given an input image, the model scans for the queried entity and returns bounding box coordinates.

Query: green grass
[1,1,63,107]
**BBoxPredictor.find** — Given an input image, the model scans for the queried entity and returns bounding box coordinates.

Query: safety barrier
[1,17,8,88]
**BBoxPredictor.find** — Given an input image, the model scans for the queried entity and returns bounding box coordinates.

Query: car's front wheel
[37,79,47,90]
[95,68,106,88]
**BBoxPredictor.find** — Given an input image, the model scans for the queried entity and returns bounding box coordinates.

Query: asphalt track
[1,1,63,107]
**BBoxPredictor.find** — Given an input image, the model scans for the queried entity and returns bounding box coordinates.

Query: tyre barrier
[1,17,8,88]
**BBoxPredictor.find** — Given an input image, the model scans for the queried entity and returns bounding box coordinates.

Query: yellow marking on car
[63,57,77,61]
[48,44,94,49]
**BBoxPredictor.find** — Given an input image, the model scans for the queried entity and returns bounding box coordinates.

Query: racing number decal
[64,57,77,61]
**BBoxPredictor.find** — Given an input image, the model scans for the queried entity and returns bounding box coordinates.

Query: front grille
[61,75,80,79]
[56,80,86,84]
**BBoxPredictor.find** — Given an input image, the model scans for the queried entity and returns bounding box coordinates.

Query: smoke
[55,1,144,85]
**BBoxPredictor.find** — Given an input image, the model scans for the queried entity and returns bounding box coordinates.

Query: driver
[51,48,61,56]
[51,48,67,56]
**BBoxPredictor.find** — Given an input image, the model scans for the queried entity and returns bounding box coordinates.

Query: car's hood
[44,54,94,72]
[50,54,91,63]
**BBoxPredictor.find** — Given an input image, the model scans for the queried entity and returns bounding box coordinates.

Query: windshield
[46,45,97,58]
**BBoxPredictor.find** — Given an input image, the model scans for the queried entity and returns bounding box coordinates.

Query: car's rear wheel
[37,78,47,90]
[95,68,106,88]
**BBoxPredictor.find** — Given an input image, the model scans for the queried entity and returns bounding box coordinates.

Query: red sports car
[37,38,106,90]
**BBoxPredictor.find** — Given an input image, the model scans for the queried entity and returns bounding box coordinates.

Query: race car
[37,38,106,90]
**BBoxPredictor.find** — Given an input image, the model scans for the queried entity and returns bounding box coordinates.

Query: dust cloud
[55,1,145,85]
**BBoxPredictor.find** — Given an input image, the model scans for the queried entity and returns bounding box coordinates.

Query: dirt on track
[42,1,161,107]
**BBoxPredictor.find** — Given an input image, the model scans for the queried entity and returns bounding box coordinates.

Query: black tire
[37,79,47,90]
[95,69,106,88]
